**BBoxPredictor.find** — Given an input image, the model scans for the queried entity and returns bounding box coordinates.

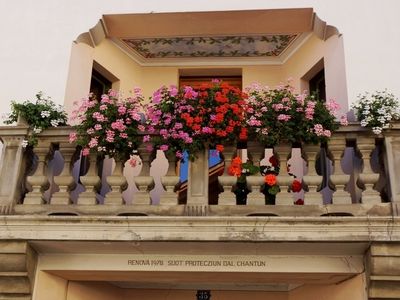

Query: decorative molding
[1,216,399,242]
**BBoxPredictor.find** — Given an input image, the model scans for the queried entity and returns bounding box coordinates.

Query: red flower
[292,180,302,192]
[228,165,242,177]
[216,144,224,152]
[239,127,247,140]
[294,199,304,205]
[264,174,277,186]
[269,156,278,167]
[232,156,242,165]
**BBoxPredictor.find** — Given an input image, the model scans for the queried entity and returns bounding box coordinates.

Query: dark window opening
[309,69,326,101]
[90,69,112,101]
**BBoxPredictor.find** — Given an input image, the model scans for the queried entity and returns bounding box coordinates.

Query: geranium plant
[245,83,347,146]
[4,92,68,147]
[146,80,247,160]
[351,90,400,134]
[69,89,145,162]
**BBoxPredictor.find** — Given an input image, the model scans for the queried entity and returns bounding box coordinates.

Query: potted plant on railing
[146,80,247,160]
[4,92,68,147]
[244,82,348,204]
[70,89,145,162]
[69,89,145,204]
[351,90,400,135]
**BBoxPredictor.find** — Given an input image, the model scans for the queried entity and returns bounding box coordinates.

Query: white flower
[33,127,42,134]
[21,140,28,148]
[50,120,59,127]
[40,110,50,118]
[360,120,368,127]
[372,127,382,134]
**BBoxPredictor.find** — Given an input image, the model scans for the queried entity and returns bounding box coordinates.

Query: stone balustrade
[0,123,399,217]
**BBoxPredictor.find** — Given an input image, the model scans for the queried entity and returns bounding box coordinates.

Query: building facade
[0,8,400,300]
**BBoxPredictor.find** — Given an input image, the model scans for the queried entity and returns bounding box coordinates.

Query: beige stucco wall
[33,271,68,300]
[64,32,348,111]
[288,274,366,300]
[67,282,123,300]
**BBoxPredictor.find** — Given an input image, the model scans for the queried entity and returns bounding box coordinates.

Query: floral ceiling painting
[122,35,298,59]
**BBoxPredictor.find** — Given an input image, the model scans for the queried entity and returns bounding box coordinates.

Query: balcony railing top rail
[0,122,399,217]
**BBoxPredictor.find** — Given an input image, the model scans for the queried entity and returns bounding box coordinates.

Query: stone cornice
[0,216,399,242]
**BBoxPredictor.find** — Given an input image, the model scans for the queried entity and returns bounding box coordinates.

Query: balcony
[0,123,399,217]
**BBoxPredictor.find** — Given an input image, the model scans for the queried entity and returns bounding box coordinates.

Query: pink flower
[160,144,169,151]
[277,114,291,121]
[325,99,340,114]
[176,151,183,159]
[99,104,107,111]
[340,115,348,126]
[87,128,95,135]
[69,132,77,143]
[88,137,98,148]
[106,130,115,142]
[82,148,90,156]
[314,124,324,136]
[323,130,331,137]
[272,103,284,111]
[119,132,128,139]
[111,119,126,132]
[108,90,118,98]
[183,86,198,99]
[118,106,127,115]
[143,135,150,142]
[94,124,102,130]
[138,125,145,132]
[128,157,137,168]
[168,85,178,97]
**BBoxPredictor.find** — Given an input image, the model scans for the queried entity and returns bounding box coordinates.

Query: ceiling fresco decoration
[122,35,298,59]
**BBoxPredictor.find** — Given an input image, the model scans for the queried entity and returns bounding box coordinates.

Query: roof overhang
[76,8,339,66]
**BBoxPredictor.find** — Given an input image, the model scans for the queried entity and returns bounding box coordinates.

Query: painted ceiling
[122,35,298,59]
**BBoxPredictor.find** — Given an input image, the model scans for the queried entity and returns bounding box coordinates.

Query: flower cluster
[4,92,68,147]
[260,156,281,197]
[228,156,259,183]
[146,80,246,160]
[228,154,305,205]
[351,90,400,134]
[245,83,346,146]
[70,89,145,161]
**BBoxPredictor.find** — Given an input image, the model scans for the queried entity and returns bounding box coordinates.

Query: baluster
[24,141,54,204]
[302,143,323,205]
[384,133,400,202]
[77,153,101,205]
[357,136,380,204]
[134,146,155,205]
[160,152,180,205]
[217,145,237,205]
[328,135,351,204]
[104,158,128,205]
[51,143,78,205]
[275,144,293,205]
[246,141,265,205]
[187,148,209,207]
[0,131,28,214]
